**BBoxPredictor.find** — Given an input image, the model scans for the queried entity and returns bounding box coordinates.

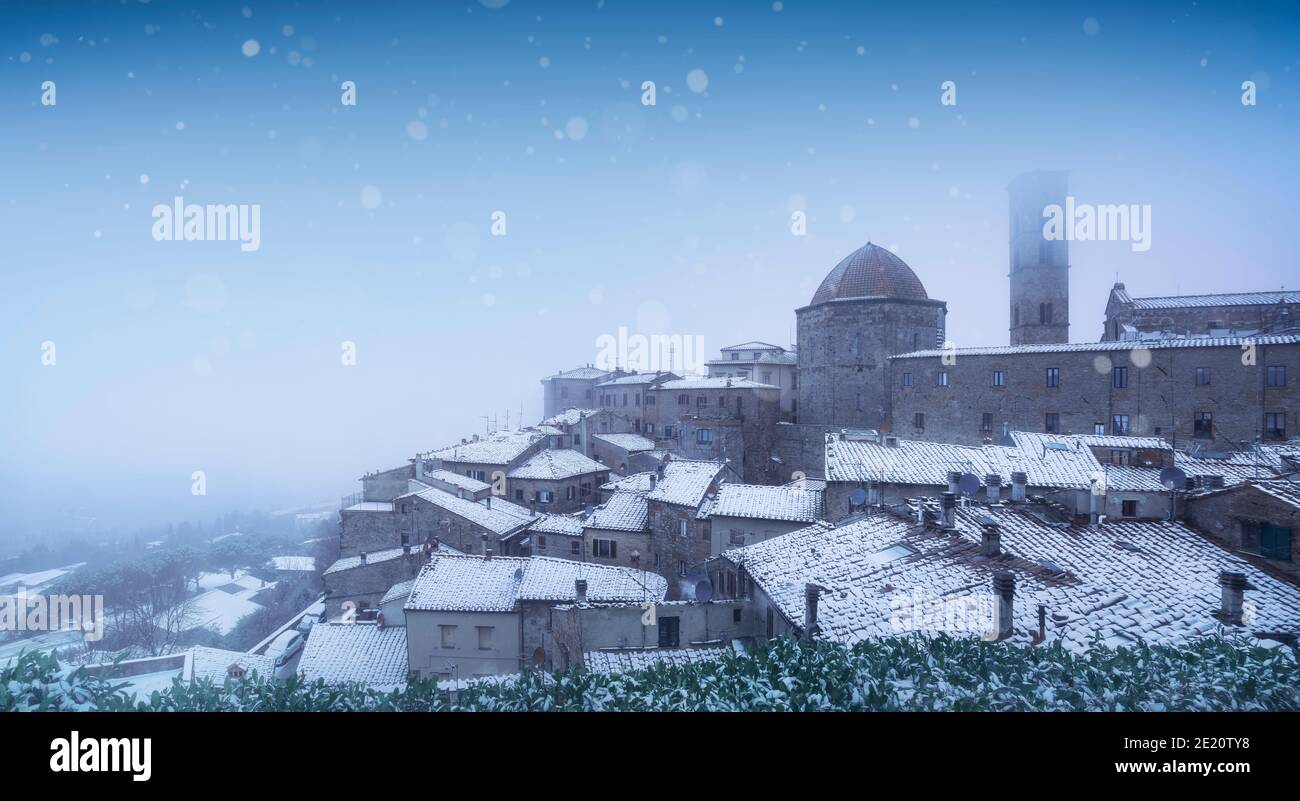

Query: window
[645,394,655,406]
[622,393,628,407]
[1195,367,1211,386]
[536,490,555,504]
[752,352,761,360]
[658,616,680,648]
[644,423,654,435]
[635,393,641,406]
[1267,365,1286,386]
[1194,412,1213,439]
[696,395,708,407]
[514,489,524,501]
[662,425,675,438]
[992,370,1005,387]
[730,352,739,361]
[580,482,592,496]
[1111,414,1130,435]
[537,535,547,548]
[902,372,914,388]
[1121,500,1138,518]
[1046,367,1060,388]
[679,520,689,538]
[1093,422,1105,435]
[570,540,580,555]
[677,561,687,577]
[696,429,714,444]
[732,608,742,624]
[718,395,727,407]
[1265,412,1287,440]
[761,371,772,384]
[981,413,993,433]
[573,433,582,445]
[1262,524,1293,562]
[1045,413,1060,434]
[439,625,457,649]
[476,626,494,651]
[678,394,688,405]
[1112,367,1129,388]
[592,538,617,558]
[1110,450,1131,465]
[566,486,576,500]
[936,371,949,387]
[1039,302,1053,324]
[914,412,925,430]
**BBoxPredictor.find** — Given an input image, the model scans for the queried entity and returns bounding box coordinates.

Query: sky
[2,0,1298,537]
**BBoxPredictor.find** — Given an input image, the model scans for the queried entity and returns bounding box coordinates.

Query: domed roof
[809,242,929,305]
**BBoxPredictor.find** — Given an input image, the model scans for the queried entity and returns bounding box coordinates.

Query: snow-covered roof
[409,488,535,535]
[584,646,730,674]
[418,469,491,493]
[175,590,263,636]
[892,334,1300,359]
[601,460,727,508]
[721,506,1300,652]
[711,484,823,523]
[593,433,656,453]
[298,622,409,690]
[721,341,786,352]
[426,430,543,465]
[544,366,614,380]
[526,513,586,537]
[586,491,649,532]
[507,449,608,480]
[595,373,666,387]
[270,556,316,572]
[404,554,666,613]
[1074,434,1172,451]
[322,547,411,576]
[540,408,600,427]
[380,578,417,607]
[344,501,394,513]
[188,647,275,683]
[1124,290,1300,310]
[656,376,781,391]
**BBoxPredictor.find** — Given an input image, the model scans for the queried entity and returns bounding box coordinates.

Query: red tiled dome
[810,242,929,305]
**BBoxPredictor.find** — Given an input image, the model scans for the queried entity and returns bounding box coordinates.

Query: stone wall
[1185,485,1300,584]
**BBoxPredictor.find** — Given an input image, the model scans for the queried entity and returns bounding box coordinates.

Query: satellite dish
[513,567,524,581]
[532,647,546,667]
[957,473,982,497]
[849,488,868,506]
[694,580,714,603]
[1158,466,1187,490]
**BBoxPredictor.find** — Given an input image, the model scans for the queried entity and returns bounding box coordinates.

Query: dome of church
[809,242,929,305]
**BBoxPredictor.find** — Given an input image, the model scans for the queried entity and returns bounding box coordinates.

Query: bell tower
[1008,171,1070,345]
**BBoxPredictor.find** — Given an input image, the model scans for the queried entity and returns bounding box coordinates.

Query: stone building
[590,432,656,474]
[321,546,427,618]
[594,372,678,434]
[795,242,948,429]
[1102,285,1300,342]
[706,483,824,556]
[540,365,624,419]
[645,376,782,484]
[1184,480,1300,583]
[504,449,609,513]
[705,341,799,419]
[1008,170,1070,345]
[887,335,1300,449]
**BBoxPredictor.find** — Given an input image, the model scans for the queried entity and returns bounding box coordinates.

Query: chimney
[575,578,588,604]
[649,473,657,490]
[985,474,1002,503]
[359,551,367,565]
[1089,483,1101,525]
[1010,471,1028,502]
[656,463,666,479]
[1037,603,1046,642]
[376,611,386,628]
[485,496,492,509]
[946,470,961,495]
[940,492,957,529]
[980,519,1002,557]
[1218,571,1247,625]
[485,547,494,560]
[915,499,925,525]
[402,543,411,555]
[802,584,822,643]
[992,571,1015,639]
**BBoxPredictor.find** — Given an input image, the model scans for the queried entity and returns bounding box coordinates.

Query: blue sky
[2,0,1298,534]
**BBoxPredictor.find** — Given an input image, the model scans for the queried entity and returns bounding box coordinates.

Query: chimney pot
[1010,471,1028,502]
[1218,570,1248,625]
[940,492,957,529]
[946,470,961,495]
[985,474,1002,503]
[980,521,1002,557]
[802,584,822,643]
[575,578,588,604]
[359,551,367,564]
[992,571,1015,639]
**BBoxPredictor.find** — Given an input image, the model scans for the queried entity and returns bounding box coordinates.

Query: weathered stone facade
[1184,482,1300,583]
[322,548,427,618]
[1102,284,1300,342]
[888,338,1300,449]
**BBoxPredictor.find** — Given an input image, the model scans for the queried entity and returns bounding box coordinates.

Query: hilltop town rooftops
[298,622,409,690]
[891,333,1300,360]
[425,430,543,465]
[586,491,650,532]
[380,577,417,607]
[593,433,656,453]
[541,408,600,427]
[601,459,728,508]
[1072,433,1172,451]
[188,646,275,683]
[404,553,666,613]
[1113,286,1300,310]
[721,341,787,352]
[657,376,781,391]
[507,449,608,480]
[585,645,731,674]
[711,483,823,523]
[594,372,672,387]
[719,505,1300,652]
[706,351,798,366]
[525,513,586,537]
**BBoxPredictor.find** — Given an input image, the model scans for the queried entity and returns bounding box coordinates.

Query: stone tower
[1008,171,1069,345]
[796,242,947,428]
